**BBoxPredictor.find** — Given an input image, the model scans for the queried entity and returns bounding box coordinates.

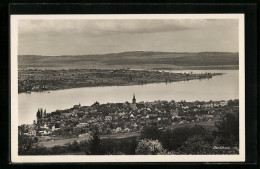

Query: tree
[177,135,213,154]
[88,130,101,155]
[215,113,239,145]
[36,109,41,119]
[99,139,116,154]
[155,125,212,151]
[135,139,165,155]
[18,124,29,133]
[140,125,160,140]
[129,138,138,155]
[33,137,39,143]
[18,134,35,155]
[67,140,80,152]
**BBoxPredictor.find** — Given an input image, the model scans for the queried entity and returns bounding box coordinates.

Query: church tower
[132,94,136,104]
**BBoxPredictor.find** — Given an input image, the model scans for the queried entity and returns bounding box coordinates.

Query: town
[18,69,223,93]
[19,95,239,148]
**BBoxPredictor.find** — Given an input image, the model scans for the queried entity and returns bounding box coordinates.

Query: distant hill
[18,51,239,70]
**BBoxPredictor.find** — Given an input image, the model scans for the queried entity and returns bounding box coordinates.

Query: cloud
[18,19,208,36]
[18,19,239,55]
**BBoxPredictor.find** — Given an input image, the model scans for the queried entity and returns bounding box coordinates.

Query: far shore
[18,65,239,71]
[18,69,224,94]
[151,66,238,70]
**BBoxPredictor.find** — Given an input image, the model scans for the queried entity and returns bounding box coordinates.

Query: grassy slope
[38,132,140,148]
[18,51,239,70]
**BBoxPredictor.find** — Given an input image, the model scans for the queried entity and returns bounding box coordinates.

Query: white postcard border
[11,14,245,163]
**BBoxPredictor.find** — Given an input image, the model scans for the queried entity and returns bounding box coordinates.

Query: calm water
[18,70,238,125]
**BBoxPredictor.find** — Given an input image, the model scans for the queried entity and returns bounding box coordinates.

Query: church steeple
[132,94,136,104]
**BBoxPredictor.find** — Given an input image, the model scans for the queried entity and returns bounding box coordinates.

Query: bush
[140,125,214,153]
[67,140,81,152]
[135,139,165,155]
[93,137,138,155]
[177,135,213,154]
[49,145,67,155]
[27,145,50,155]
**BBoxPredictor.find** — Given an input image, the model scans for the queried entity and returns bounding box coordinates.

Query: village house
[104,116,112,122]
[24,129,37,137]
[115,127,122,133]
[76,123,89,128]
[213,102,221,107]
[203,102,214,108]
[220,101,228,106]
[73,103,81,109]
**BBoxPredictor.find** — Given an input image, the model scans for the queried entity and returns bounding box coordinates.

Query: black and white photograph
[11,14,245,162]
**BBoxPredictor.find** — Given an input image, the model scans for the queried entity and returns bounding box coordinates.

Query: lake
[18,70,238,125]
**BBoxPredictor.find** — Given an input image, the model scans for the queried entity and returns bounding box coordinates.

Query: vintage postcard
[11,14,245,162]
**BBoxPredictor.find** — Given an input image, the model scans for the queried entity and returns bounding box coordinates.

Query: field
[167,120,218,131]
[38,132,140,148]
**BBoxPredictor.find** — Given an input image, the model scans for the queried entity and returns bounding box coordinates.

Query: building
[130,94,137,110]
[105,116,112,122]
[220,101,228,106]
[73,103,81,109]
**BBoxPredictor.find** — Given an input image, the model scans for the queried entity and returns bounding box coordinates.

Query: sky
[18,19,239,56]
